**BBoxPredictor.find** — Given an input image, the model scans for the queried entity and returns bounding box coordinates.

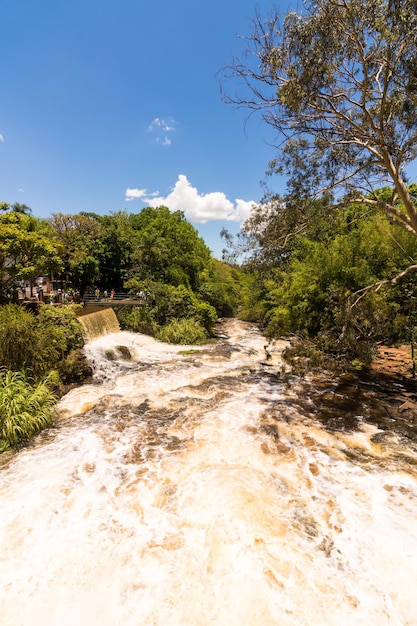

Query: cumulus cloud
[126,175,256,224]
[125,187,161,202]
[147,117,176,146]
[125,187,148,201]
[0,134,4,142]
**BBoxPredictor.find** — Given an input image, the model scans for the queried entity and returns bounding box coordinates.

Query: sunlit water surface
[1,319,417,625]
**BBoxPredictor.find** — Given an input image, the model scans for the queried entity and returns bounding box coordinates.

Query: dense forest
[2,0,417,450]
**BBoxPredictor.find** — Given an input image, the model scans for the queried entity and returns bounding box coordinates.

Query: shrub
[37,304,84,354]
[118,282,218,339]
[192,301,218,334]
[57,349,92,384]
[117,305,158,336]
[0,303,86,382]
[156,318,207,344]
[0,305,54,379]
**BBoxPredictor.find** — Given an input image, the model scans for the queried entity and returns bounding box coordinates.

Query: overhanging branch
[350,264,417,308]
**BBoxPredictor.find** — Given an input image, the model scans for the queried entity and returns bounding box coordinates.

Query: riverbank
[360,344,417,439]
[370,344,414,378]
[296,343,417,444]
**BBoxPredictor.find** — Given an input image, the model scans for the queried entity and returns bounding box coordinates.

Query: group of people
[95,288,115,300]
[17,285,82,305]
[92,288,150,301]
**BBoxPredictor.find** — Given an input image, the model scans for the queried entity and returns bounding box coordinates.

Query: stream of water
[1,319,417,625]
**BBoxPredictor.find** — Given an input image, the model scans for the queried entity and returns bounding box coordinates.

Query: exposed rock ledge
[361,345,417,431]
[370,344,415,380]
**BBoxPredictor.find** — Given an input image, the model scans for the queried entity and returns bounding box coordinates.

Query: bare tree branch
[350,264,417,308]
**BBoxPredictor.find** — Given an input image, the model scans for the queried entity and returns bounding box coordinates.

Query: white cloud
[148,117,175,132]
[18,188,24,193]
[125,187,148,201]
[0,134,4,142]
[147,117,176,145]
[128,174,256,224]
[125,187,160,202]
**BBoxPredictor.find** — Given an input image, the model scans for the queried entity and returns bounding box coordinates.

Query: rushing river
[1,319,417,625]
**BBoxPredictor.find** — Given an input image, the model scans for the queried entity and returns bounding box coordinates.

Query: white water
[1,319,417,625]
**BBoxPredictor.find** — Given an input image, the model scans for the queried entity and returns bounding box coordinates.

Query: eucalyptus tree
[224,0,417,251]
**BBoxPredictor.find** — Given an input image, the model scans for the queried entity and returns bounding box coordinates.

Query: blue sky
[0,0,299,258]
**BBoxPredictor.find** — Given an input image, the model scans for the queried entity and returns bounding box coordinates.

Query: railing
[82,293,148,306]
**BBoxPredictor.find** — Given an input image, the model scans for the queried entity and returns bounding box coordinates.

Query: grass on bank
[0,370,59,452]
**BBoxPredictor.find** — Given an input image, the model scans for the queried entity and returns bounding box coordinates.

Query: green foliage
[245,202,417,361]
[37,304,84,354]
[88,211,134,292]
[0,304,85,381]
[234,271,269,323]
[0,304,56,378]
[197,259,244,316]
[192,301,218,334]
[0,212,63,301]
[118,304,158,336]
[156,318,208,345]
[57,349,92,384]
[282,340,333,372]
[225,0,417,238]
[118,281,217,343]
[47,213,104,293]
[0,370,58,449]
[126,206,211,290]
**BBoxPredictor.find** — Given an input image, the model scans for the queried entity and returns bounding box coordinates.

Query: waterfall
[77,307,120,340]
[1,319,417,625]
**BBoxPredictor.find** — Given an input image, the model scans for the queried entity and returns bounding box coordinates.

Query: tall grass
[0,370,59,450]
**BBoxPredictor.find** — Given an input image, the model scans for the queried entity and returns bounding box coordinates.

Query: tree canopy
[223,0,417,238]
[235,195,417,361]
[0,211,62,300]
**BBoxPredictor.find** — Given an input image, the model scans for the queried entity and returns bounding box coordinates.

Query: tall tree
[128,206,211,289]
[0,212,62,299]
[223,0,417,239]
[48,213,103,291]
[88,212,134,292]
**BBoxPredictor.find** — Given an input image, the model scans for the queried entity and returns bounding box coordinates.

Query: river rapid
[1,318,417,625]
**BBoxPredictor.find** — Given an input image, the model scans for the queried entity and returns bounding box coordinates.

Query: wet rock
[398,401,417,414]
[115,345,132,360]
[58,349,93,385]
